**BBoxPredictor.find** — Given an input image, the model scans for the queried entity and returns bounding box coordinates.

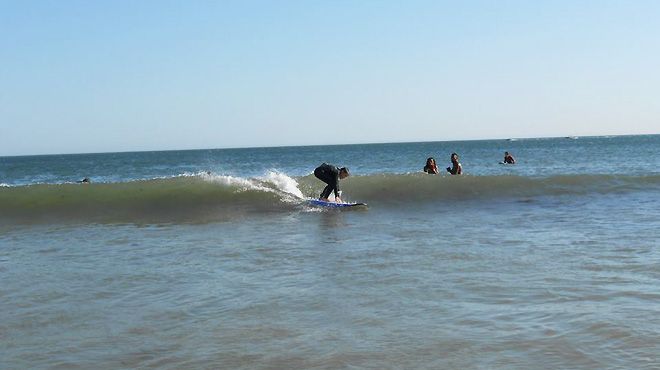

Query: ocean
[1,135,659,369]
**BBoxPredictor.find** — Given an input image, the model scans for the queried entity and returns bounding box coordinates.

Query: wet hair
[339,167,349,175]
[451,153,459,160]
[426,157,435,164]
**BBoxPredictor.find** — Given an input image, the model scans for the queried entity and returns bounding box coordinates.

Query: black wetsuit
[314,163,341,199]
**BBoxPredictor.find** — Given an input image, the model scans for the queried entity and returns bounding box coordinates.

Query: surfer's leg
[320,185,333,200]
[315,168,334,199]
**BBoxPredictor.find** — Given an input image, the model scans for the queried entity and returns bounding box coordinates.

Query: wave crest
[302,173,660,203]
[0,172,305,224]
[1,173,657,224]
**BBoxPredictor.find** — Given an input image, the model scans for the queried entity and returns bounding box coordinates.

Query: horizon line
[2,133,657,158]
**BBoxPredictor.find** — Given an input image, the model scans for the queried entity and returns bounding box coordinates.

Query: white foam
[261,171,305,199]
[200,172,271,192]
[197,170,305,203]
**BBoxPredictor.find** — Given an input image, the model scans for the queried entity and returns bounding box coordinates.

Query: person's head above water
[339,167,350,179]
[451,153,459,162]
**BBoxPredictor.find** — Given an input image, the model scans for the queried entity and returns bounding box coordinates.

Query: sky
[1,0,659,156]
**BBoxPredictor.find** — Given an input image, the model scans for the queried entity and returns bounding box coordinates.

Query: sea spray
[261,171,305,199]
[200,171,305,201]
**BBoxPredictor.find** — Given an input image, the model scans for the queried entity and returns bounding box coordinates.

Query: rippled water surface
[1,136,659,369]
[2,189,659,369]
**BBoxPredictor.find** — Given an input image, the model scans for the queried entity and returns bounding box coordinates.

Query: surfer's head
[339,167,350,179]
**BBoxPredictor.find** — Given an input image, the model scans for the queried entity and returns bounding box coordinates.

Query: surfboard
[308,199,367,208]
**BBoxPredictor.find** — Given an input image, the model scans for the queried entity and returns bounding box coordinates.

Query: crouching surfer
[314,163,350,203]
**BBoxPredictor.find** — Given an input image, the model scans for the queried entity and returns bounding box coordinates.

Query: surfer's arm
[332,173,341,197]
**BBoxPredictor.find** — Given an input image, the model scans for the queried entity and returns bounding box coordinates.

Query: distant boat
[565,136,579,140]
[506,138,518,141]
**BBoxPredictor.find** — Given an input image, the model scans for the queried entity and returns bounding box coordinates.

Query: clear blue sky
[1,0,659,155]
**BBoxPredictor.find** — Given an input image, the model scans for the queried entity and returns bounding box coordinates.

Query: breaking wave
[1,172,658,224]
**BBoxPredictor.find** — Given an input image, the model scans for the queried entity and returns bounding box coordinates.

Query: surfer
[77,177,91,183]
[446,153,462,175]
[503,151,516,164]
[314,163,350,202]
[423,157,439,174]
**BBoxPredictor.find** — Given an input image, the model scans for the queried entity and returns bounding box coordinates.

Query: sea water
[1,135,659,369]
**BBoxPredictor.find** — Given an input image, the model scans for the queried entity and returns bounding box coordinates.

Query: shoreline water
[1,135,659,369]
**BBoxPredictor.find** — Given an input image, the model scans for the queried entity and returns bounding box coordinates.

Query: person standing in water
[503,151,516,164]
[314,163,350,202]
[423,157,439,174]
[446,153,462,175]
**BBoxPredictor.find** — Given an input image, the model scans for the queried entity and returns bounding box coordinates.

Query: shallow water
[2,190,659,369]
[1,136,659,369]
